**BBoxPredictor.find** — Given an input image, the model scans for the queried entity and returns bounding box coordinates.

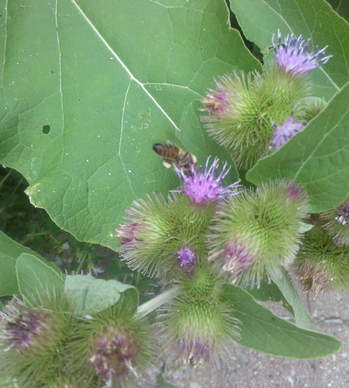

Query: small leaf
[16,253,64,299]
[223,284,341,358]
[64,274,138,316]
[0,230,63,297]
[247,83,349,213]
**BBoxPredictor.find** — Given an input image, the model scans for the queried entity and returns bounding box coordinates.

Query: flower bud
[117,193,216,280]
[292,226,349,296]
[209,180,309,286]
[157,266,239,366]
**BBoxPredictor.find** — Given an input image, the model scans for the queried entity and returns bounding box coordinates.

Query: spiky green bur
[292,226,349,296]
[157,266,240,366]
[209,180,309,286]
[118,193,216,279]
[320,198,349,246]
[294,97,327,122]
[201,66,309,170]
[0,295,75,387]
[43,376,92,388]
[69,304,155,388]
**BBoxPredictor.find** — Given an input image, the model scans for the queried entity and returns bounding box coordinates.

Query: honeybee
[152,143,198,177]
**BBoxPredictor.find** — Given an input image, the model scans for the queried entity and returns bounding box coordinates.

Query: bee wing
[165,131,185,149]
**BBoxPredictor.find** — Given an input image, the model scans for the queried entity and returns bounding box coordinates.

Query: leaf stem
[137,286,180,317]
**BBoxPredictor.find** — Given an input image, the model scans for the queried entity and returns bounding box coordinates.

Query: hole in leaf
[42,125,50,134]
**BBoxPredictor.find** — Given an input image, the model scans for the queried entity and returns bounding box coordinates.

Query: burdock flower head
[70,303,155,388]
[117,193,215,280]
[157,266,240,366]
[291,226,349,296]
[321,197,349,246]
[209,180,309,286]
[273,30,332,77]
[175,157,240,205]
[0,295,74,386]
[270,115,306,150]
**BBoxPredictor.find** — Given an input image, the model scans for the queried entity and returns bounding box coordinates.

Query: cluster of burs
[117,31,349,369]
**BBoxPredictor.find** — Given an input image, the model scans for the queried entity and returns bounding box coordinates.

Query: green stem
[137,286,180,317]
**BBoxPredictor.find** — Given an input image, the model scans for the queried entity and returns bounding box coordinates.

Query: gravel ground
[159,291,349,388]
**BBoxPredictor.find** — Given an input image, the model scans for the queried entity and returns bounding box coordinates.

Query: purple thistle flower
[335,202,349,226]
[175,157,240,205]
[177,245,196,267]
[1,302,48,353]
[90,326,139,387]
[222,241,254,279]
[294,261,332,297]
[202,90,229,116]
[177,245,196,275]
[117,219,141,246]
[270,116,306,150]
[273,30,332,76]
[178,338,211,365]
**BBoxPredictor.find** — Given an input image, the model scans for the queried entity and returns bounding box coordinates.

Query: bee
[152,143,198,177]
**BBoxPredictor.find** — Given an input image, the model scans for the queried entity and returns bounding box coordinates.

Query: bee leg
[162,159,173,169]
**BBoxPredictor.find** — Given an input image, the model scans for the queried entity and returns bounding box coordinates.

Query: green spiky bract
[202,65,309,170]
[157,265,240,366]
[119,193,216,280]
[68,299,155,388]
[292,226,349,296]
[294,96,327,122]
[321,199,349,247]
[0,293,75,387]
[209,180,309,286]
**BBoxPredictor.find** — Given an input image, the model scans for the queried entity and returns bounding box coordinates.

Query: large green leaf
[223,284,341,358]
[0,0,258,250]
[247,83,349,213]
[326,0,349,23]
[0,230,62,297]
[244,276,294,316]
[229,0,349,100]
